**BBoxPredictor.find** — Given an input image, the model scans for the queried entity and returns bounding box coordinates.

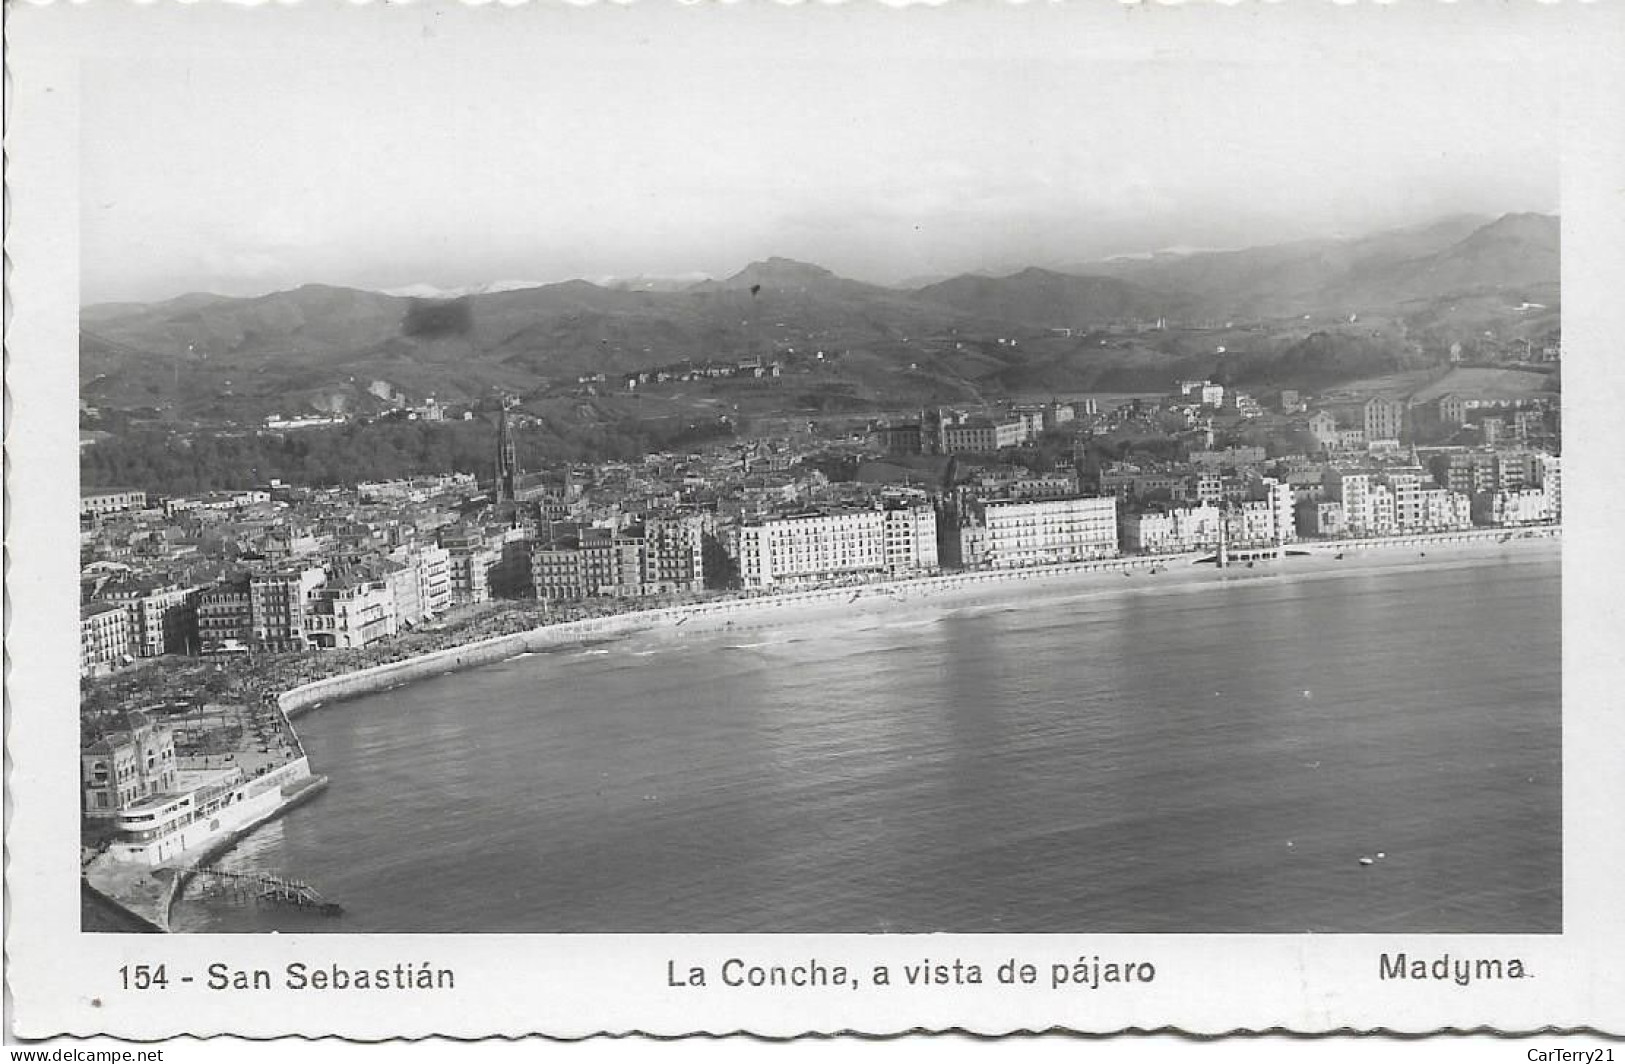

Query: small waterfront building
[97,756,317,866]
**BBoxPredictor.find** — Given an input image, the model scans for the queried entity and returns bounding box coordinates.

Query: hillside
[79,214,1559,423]
[1076,213,1555,320]
[912,268,1178,329]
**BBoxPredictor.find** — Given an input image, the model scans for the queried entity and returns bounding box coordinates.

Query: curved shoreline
[100,525,1559,931]
[278,525,1560,718]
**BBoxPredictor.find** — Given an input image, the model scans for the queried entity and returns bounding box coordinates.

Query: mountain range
[80,213,1559,423]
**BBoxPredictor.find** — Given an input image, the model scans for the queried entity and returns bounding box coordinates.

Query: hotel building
[737,500,938,589]
[966,495,1119,569]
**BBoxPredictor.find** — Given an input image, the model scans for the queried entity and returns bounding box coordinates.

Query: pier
[192,867,342,916]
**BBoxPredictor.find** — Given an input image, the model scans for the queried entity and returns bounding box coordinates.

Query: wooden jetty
[193,867,342,916]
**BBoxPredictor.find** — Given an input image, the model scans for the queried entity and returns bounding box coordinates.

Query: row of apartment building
[81,541,458,675]
[81,455,1562,674]
[1309,394,1556,452]
[728,494,1121,587]
[1119,481,1295,554]
[1298,456,1560,539]
[531,514,710,601]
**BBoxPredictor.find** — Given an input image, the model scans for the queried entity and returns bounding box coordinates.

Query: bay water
[171,545,1560,934]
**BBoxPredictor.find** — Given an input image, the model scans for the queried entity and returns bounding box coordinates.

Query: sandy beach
[280,528,1560,715]
[242,527,1555,735]
[590,528,1560,638]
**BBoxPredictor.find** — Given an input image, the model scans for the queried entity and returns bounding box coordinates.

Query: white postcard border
[6,0,1625,1040]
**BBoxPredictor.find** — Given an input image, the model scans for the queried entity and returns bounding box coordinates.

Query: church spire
[495,401,519,504]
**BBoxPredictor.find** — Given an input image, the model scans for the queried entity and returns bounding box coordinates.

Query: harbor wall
[280,631,544,717]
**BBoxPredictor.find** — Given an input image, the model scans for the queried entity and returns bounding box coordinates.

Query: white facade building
[1477,488,1553,527]
[1536,454,1561,522]
[882,504,940,577]
[738,503,938,589]
[975,496,1119,568]
[1121,503,1224,554]
[305,579,397,650]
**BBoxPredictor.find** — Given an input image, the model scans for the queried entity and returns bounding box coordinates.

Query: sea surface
[171,547,1561,934]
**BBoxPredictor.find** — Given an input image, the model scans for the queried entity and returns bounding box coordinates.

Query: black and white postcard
[6,0,1624,1046]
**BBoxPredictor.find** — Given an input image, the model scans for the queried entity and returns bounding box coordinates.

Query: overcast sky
[79,2,1563,305]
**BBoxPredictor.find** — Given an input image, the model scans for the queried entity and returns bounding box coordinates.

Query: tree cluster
[82,416,734,495]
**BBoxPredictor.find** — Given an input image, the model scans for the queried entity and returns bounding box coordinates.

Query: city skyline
[80,2,1561,304]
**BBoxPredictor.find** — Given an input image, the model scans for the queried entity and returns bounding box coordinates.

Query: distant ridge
[381,280,553,299]
[79,212,1558,422]
[689,257,888,297]
[913,267,1176,327]
[1070,213,1527,317]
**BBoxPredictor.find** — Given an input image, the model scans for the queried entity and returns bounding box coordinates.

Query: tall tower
[494,403,519,504]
